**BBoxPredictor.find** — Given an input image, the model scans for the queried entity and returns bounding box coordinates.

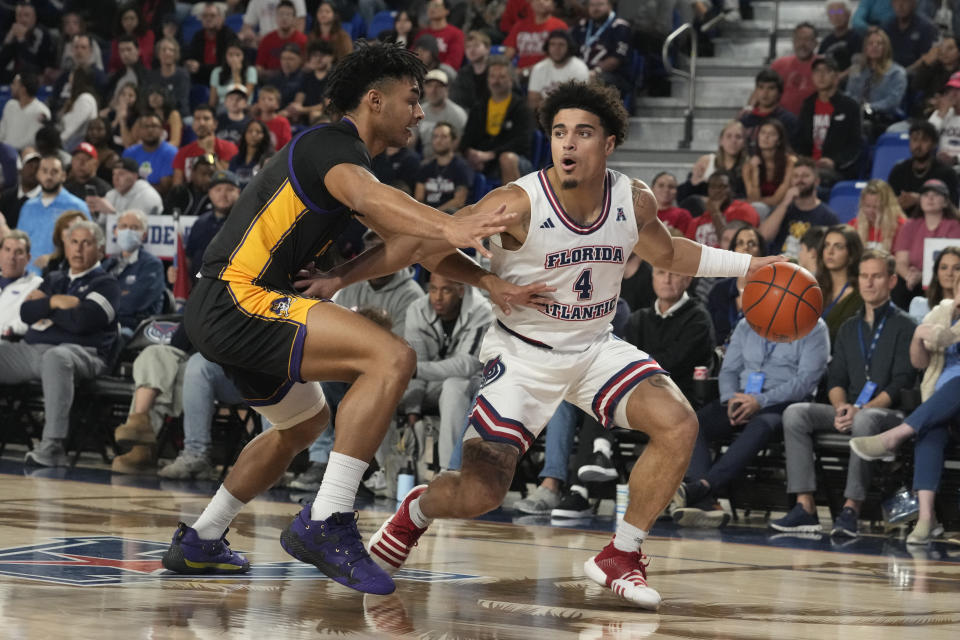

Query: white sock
[407,497,432,529]
[613,519,648,553]
[192,485,246,540]
[311,451,368,521]
[593,437,613,457]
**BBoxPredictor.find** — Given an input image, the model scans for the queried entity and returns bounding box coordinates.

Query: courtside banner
[104,214,199,259]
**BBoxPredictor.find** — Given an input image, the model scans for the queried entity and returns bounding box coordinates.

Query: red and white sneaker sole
[368,484,429,575]
[583,556,662,611]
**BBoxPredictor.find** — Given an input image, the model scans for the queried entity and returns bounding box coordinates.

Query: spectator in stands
[49,34,108,116]
[0,73,51,152]
[771,249,916,538]
[503,0,568,71]
[309,1,354,62]
[461,57,534,185]
[59,12,104,74]
[686,171,760,248]
[372,144,422,194]
[760,156,838,259]
[852,0,896,33]
[850,179,906,252]
[770,22,818,116]
[379,9,418,48]
[228,120,274,188]
[184,2,237,86]
[35,210,87,276]
[909,245,960,319]
[110,4,156,73]
[0,148,40,229]
[571,0,634,99]
[672,314,830,528]
[461,0,505,44]
[885,0,938,71]
[165,153,215,217]
[19,156,90,275]
[796,56,863,184]
[890,120,959,216]
[64,143,110,201]
[0,230,42,339]
[912,37,960,115]
[106,36,148,102]
[104,83,140,150]
[418,0,466,72]
[892,179,960,307]
[285,41,333,126]
[241,0,308,48]
[101,209,164,335]
[707,224,766,347]
[0,220,120,467]
[34,125,71,170]
[744,119,798,216]
[185,169,240,275]
[451,31,492,108]
[414,34,458,84]
[122,112,178,195]
[500,0,532,36]
[0,1,58,84]
[216,86,251,148]
[739,69,799,152]
[403,273,494,471]
[210,44,258,110]
[56,68,101,153]
[527,30,590,112]
[845,27,907,139]
[930,71,960,168]
[272,44,307,110]
[84,119,122,184]
[247,86,289,152]
[420,70,468,160]
[147,39,190,118]
[415,122,471,213]
[683,120,748,200]
[651,172,692,232]
[173,104,238,187]
[257,1,308,75]
[87,157,164,219]
[817,224,865,342]
[819,1,863,74]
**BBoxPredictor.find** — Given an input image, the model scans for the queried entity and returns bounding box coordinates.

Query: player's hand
[293,270,343,299]
[746,255,788,278]
[482,275,555,315]
[444,204,517,259]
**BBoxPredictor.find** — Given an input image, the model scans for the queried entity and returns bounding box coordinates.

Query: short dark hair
[799,225,826,251]
[909,119,939,143]
[542,29,574,60]
[433,120,458,139]
[538,81,628,147]
[860,248,896,275]
[755,68,784,94]
[326,41,426,116]
[193,103,215,118]
[117,33,138,48]
[277,0,296,12]
[17,71,39,97]
[793,155,816,171]
[307,40,334,57]
[795,21,817,37]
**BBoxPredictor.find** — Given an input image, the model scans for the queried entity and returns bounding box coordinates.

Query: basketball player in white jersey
[301,81,783,609]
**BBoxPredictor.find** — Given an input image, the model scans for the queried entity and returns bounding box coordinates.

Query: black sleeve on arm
[292,124,372,211]
[795,98,814,156]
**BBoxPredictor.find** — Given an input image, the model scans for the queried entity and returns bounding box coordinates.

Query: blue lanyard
[821,282,849,318]
[759,340,777,367]
[584,11,616,49]
[857,306,889,381]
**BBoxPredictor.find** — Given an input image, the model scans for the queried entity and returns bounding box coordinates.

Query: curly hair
[537,81,628,147]
[325,41,426,117]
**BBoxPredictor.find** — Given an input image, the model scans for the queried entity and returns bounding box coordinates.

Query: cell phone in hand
[84,185,98,197]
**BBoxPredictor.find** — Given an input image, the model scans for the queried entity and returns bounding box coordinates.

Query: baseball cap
[21,150,41,165]
[946,71,960,90]
[115,157,140,174]
[226,84,249,97]
[921,178,950,197]
[424,69,448,85]
[209,169,240,188]
[74,142,98,160]
[811,55,839,72]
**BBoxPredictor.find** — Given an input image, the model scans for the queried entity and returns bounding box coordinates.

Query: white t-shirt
[528,56,590,97]
[243,0,307,33]
[930,107,960,159]
[420,99,468,159]
[0,98,51,150]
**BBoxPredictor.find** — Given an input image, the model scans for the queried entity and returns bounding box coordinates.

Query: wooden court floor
[1,470,960,639]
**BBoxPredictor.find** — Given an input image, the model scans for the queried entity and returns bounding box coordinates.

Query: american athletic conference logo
[481,356,506,387]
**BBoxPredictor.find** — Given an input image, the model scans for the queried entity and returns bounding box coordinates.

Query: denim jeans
[181,353,245,457]
[906,376,960,492]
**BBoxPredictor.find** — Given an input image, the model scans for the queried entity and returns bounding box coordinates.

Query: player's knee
[385,340,416,381]
[278,408,329,452]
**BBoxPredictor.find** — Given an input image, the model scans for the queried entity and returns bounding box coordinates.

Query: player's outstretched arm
[325,163,517,258]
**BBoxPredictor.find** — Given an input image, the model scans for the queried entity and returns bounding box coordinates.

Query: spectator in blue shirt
[884,0,939,70]
[122,112,179,196]
[18,155,91,275]
[852,0,897,33]
[671,316,831,528]
[414,123,472,214]
[101,209,165,335]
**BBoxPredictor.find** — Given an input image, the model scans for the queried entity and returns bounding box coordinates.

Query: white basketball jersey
[490,168,639,352]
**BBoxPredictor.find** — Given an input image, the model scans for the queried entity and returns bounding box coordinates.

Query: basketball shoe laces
[602,549,651,587]
[322,512,374,572]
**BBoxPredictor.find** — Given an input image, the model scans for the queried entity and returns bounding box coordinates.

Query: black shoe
[578,451,617,483]
[551,487,593,519]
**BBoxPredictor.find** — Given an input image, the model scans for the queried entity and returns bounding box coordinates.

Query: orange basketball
[741,262,823,343]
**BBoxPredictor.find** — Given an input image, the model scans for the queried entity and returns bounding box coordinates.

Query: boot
[114,412,156,447]
[111,444,157,475]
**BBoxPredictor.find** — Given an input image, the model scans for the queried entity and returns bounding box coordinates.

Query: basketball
[741,262,823,343]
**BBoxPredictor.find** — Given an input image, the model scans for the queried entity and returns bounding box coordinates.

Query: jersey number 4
[574,268,594,301]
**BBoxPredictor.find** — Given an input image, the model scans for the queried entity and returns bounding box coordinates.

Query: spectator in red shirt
[651,172,692,233]
[770,22,818,116]
[416,0,466,71]
[172,104,238,187]
[500,0,532,36]
[686,171,760,248]
[253,85,292,151]
[184,2,238,86]
[256,0,308,74]
[503,0,569,71]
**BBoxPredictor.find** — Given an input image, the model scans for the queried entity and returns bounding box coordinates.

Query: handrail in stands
[766,0,781,65]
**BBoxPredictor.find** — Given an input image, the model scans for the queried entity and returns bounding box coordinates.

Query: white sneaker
[157,453,215,480]
[363,470,388,496]
[514,485,560,515]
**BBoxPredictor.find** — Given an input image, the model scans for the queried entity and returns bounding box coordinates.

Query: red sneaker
[583,541,661,610]
[368,484,429,574]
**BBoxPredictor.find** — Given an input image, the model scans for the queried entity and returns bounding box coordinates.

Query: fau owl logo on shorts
[481,355,506,387]
[270,296,292,317]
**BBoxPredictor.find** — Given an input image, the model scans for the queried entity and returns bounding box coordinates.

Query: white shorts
[463,324,667,453]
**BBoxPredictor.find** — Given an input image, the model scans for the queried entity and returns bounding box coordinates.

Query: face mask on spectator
[117,228,143,252]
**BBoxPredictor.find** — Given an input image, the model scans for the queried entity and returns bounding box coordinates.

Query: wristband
[695,245,752,278]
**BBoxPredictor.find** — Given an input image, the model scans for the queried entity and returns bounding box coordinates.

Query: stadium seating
[180,15,203,45]
[870,131,911,181]
[828,180,866,223]
[367,11,396,40]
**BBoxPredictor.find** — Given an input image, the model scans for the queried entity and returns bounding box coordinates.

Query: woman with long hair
[379,10,418,48]
[36,210,88,275]
[845,27,907,138]
[140,85,183,147]
[228,120,274,187]
[651,172,692,232]
[684,120,748,199]
[909,246,960,320]
[147,38,191,117]
[850,179,906,252]
[309,1,354,61]
[913,36,960,115]
[816,224,864,342]
[892,179,960,308]
[109,3,154,73]
[707,224,767,347]
[743,119,796,215]
[102,82,140,149]
[59,67,100,151]
[210,43,258,108]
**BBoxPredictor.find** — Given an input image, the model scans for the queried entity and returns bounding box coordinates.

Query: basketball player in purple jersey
[305,81,784,609]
